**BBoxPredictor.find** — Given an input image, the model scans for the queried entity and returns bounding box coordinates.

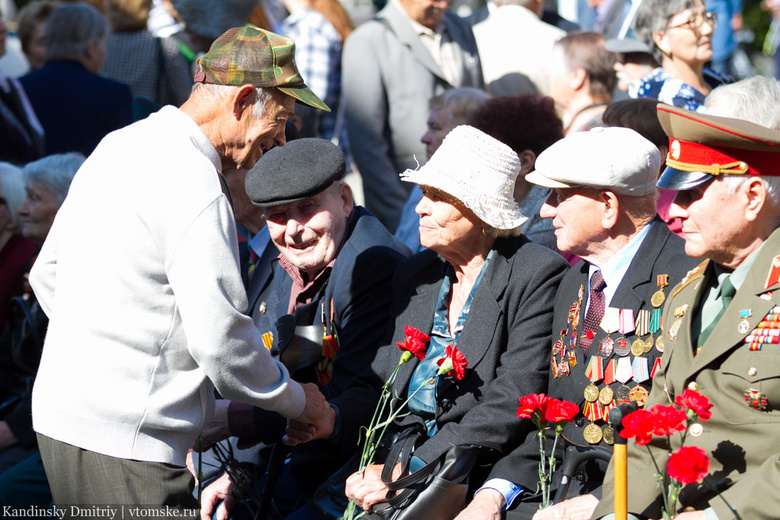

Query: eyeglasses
[668,11,718,31]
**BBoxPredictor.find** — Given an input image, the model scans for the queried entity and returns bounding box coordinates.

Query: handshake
[284,382,337,446]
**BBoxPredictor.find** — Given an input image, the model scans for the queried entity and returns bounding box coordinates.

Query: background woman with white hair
[0,152,84,508]
[0,162,36,336]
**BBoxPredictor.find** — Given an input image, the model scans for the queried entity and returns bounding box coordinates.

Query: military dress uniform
[548,218,696,496]
[594,105,780,520]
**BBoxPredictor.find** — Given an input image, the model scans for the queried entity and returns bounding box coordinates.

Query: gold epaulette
[672,259,709,297]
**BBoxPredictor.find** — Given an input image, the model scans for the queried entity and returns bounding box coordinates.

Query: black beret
[245,138,346,207]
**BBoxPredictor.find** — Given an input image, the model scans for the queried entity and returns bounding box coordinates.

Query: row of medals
[553,280,669,445]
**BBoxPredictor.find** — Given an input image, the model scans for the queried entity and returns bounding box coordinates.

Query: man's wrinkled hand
[282,383,333,446]
[532,494,599,520]
[454,488,504,520]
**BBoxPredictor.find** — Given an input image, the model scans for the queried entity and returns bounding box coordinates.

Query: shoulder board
[672,259,709,297]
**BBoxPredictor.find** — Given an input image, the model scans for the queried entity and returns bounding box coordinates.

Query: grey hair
[633,0,696,64]
[45,3,109,62]
[621,190,660,224]
[428,88,490,127]
[23,152,86,204]
[721,175,780,211]
[193,83,275,119]
[0,163,27,232]
[705,77,780,130]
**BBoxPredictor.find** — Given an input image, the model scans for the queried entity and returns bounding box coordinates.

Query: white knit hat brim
[400,126,528,230]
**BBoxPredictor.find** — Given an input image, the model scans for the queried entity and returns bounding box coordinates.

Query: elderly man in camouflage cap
[29,26,328,511]
[593,105,780,520]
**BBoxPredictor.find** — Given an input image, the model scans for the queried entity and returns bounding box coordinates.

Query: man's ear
[600,190,620,230]
[231,85,257,120]
[744,177,767,223]
[570,66,587,91]
[339,182,354,217]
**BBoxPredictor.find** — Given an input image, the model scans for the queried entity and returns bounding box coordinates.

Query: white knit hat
[400,125,527,230]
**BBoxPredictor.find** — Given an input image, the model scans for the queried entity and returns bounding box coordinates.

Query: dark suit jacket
[595,226,780,520]
[490,219,695,513]
[330,234,568,489]
[342,4,483,231]
[19,60,133,156]
[244,208,410,491]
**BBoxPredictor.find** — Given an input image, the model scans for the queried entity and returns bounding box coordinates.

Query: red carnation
[436,344,468,380]
[667,446,710,486]
[620,409,655,445]
[544,399,579,424]
[517,393,551,419]
[397,326,430,361]
[675,389,713,421]
[648,404,688,437]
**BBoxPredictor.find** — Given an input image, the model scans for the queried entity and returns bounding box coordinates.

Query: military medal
[598,337,614,357]
[598,386,614,405]
[614,336,631,356]
[553,338,563,356]
[602,425,615,445]
[559,358,570,376]
[631,357,649,384]
[650,357,662,378]
[629,385,649,407]
[668,304,688,341]
[643,335,655,354]
[619,309,635,335]
[655,335,665,352]
[258,301,268,314]
[738,309,752,335]
[745,388,768,410]
[603,359,615,385]
[600,307,620,334]
[652,274,669,308]
[584,383,599,403]
[631,338,646,357]
[568,350,577,367]
[689,423,703,437]
[615,357,632,384]
[616,384,631,403]
[583,423,603,444]
[635,309,651,337]
[551,357,560,378]
[261,331,274,350]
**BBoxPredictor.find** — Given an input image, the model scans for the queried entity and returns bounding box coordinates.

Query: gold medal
[668,317,683,340]
[583,423,603,444]
[631,338,645,357]
[598,386,614,406]
[651,290,666,308]
[584,383,599,403]
[655,336,665,352]
[643,336,654,354]
[602,425,615,445]
[629,385,649,407]
[551,357,559,378]
[652,274,669,308]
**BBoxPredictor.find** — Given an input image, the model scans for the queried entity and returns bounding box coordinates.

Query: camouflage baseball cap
[194,25,330,112]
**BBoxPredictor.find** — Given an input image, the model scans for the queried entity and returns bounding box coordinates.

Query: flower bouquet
[342,326,468,520]
[619,389,739,519]
[516,393,579,509]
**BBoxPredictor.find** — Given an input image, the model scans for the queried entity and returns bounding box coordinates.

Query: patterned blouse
[629,66,729,113]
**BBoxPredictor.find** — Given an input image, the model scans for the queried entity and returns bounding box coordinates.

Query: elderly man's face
[540,187,606,257]
[669,178,749,266]
[236,90,295,171]
[265,182,353,277]
[18,180,61,245]
[398,0,450,30]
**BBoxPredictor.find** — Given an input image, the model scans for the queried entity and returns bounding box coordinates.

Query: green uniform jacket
[594,226,780,520]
